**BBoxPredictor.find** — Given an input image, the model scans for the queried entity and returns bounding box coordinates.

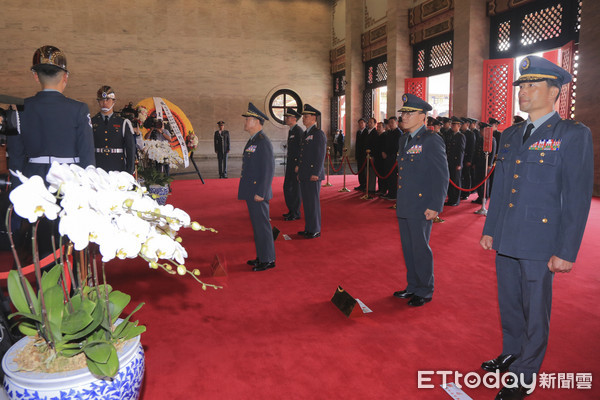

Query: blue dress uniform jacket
[396,126,449,218]
[298,125,327,234]
[298,126,326,181]
[483,113,593,262]
[238,131,274,201]
[283,124,304,218]
[91,113,136,174]
[238,130,275,263]
[395,125,448,299]
[8,91,95,178]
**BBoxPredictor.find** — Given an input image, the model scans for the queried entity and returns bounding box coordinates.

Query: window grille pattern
[405,80,426,100]
[560,50,579,119]
[365,56,387,89]
[331,97,339,133]
[497,21,511,52]
[333,73,346,96]
[417,49,425,72]
[429,40,453,69]
[520,4,563,46]
[363,89,373,119]
[485,63,511,126]
[376,62,388,83]
[575,0,582,33]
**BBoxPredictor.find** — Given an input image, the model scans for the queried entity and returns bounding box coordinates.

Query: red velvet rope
[448,163,497,192]
[345,156,367,176]
[368,158,399,180]
[327,153,344,173]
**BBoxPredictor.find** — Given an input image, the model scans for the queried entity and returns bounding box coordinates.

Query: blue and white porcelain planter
[148,184,169,205]
[2,334,144,400]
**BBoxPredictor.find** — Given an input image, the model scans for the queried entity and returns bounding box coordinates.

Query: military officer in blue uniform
[8,45,95,179]
[480,56,593,400]
[296,104,326,239]
[354,118,368,191]
[282,108,304,221]
[238,103,276,272]
[392,94,448,307]
[91,86,136,174]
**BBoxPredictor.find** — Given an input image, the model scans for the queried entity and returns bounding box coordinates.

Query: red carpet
[20,175,600,399]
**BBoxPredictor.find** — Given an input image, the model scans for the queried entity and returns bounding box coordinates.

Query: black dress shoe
[304,232,321,239]
[444,202,460,206]
[393,290,414,299]
[297,230,307,236]
[481,354,517,372]
[408,295,432,307]
[247,258,259,266]
[471,198,483,204]
[495,384,530,400]
[284,215,300,221]
[354,186,365,191]
[252,261,276,272]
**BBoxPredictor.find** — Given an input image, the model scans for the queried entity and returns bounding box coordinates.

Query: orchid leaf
[61,309,94,335]
[40,264,62,293]
[86,345,119,379]
[83,341,113,364]
[108,291,131,322]
[112,303,144,338]
[44,285,65,341]
[7,270,39,315]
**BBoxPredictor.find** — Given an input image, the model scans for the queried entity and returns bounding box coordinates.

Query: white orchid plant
[137,140,182,187]
[5,162,218,378]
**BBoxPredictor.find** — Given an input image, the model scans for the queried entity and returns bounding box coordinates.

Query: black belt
[95,148,124,154]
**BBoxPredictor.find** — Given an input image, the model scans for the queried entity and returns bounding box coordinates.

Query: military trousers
[246,199,275,263]
[496,254,553,384]
[447,167,462,204]
[217,152,228,177]
[283,167,301,218]
[299,180,322,233]
[397,217,434,298]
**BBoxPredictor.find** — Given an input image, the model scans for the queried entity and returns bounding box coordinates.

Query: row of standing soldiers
[352,115,502,205]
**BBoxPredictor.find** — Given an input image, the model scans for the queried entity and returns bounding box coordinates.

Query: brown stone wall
[0,0,332,157]
[576,0,600,196]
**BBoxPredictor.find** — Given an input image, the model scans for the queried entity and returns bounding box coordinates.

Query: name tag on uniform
[528,139,561,151]
[290,135,295,139]
[406,145,422,154]
[113,124,121,129]
[246,145,257,153]
[305,135,313,141]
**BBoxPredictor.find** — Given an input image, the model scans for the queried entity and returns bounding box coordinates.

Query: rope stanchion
[323,146,333,187]
[338,148,350,192]
[360,150,374,200]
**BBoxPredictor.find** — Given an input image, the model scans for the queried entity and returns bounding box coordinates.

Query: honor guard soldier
[393,94,448,307]
[239,103,276,272]
[214,121,230,178]
[282,108,304,221]
[480,56,593,400]
[91,86,136,174]
[8,45,95,180]
[445,117,466,206]
[296,104,326,239]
